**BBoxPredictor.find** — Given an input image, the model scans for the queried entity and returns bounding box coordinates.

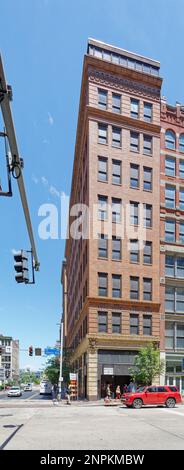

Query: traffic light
[14,250,29,284]
[29,346,33,356]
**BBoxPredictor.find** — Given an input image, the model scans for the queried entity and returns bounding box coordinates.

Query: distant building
[0,334,19,383]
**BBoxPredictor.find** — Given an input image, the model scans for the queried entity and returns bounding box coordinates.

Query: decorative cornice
[88,67,160,101]
[161,111,184,127]
[87,296,160,312]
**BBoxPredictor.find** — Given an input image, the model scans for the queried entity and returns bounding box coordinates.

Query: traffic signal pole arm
[0,54,39,271]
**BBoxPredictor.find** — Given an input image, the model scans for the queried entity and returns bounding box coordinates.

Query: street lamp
[58,319,63,394]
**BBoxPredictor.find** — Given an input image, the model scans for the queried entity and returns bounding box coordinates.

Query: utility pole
[58,320,63,395]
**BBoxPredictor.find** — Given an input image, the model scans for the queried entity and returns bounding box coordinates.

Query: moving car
[7,386,22,397]
[24,383,32,391]
[121,385,182,409]
[39,380,52,395]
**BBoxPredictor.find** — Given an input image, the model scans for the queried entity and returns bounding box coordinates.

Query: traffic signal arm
[0,53,39,271]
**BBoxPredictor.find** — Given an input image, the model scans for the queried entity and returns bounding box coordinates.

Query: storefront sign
[70,373,77,380]
[104,367,114,375]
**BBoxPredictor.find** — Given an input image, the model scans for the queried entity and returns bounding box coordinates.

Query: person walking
[106,384,111,400]
[123,384,128,394]
[66,383,72,405]
[116,385,121,400]
[52,383,58,405]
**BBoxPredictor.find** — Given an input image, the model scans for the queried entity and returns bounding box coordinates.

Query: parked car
[7,386,22,397]
[24,383,32,391]
[121,385,182,409]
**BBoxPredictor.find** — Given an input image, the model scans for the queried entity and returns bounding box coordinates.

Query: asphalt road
[0,390,52,401]
[0,403,184,450]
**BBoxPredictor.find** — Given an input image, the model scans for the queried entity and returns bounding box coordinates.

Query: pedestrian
[106,384,111,400]
[115,385,121,400]
[66,383,72,405]
[123,384,128,394]
[52,383,58,404]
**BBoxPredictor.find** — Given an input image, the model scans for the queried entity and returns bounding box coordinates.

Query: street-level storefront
[98,350,137,398]
[165,353,184,394]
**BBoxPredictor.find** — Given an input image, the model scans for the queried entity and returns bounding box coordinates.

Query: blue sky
[0,0,183,369]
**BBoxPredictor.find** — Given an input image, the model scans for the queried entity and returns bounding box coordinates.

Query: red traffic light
[29,346,33,356]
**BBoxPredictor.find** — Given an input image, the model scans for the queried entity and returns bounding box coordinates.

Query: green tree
[62,348,72,384]
[129,344,164,386]
[44,357,60,385]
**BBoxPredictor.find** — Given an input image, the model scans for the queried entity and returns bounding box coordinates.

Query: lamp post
[58,320,63,395]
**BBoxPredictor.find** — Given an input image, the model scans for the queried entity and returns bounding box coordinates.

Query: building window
[165,130,176,150]
[179,134,184,153]
[179,189,184,210]
[143,278,152,301]
[130,164,139,188]
[130,131,139,152]
[176,258,184,278]
[165,157,175,177]
[112,127,121,147]
[176,324,184,348]
[176,287,184,312]
[143,167,152,191]
[143,135,152,155]
[179,160,184,179]
[98,89,107,110]
[143,315,152,335]
[130,276,139,300]
[98,312,107,333]
[112,198,121,223]
[112,93,121,113]
[112,236,121,260]
[165,322,174,349]
[179,222,184,243]
[98,234,108,258]
[130,314,139,335]
[130,202,139,225]
[98,195,108,220]
[112,313,121,333]
[112,274,121,298]
[165,286,184,313]
[143,241,152,264]
[144,204,152,228]
[165,255,175,277]
[130,239,139,263]
[165,219,175,242]
[98,123,108,144]
[165,286,175,311]
[143,102,152,122]
[165,185,175,209]
[130,98,139,119]
[98,273,108,297]
[98,156,108,182]
[112,159,121,184]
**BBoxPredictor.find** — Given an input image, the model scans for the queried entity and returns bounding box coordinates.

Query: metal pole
[59,321,63,395]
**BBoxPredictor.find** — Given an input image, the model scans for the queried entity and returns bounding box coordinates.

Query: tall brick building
[62,39,184,399]
[160,100,184,392]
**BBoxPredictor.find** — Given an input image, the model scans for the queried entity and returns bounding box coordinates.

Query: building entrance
[100,375,131,398]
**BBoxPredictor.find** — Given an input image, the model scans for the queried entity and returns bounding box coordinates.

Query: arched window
[179,134,184,153]
[165,130,176,150]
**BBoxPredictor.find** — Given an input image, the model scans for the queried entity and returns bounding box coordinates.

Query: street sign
[69,373,77,380]
[104,367,114,375]
[44,348,60,356]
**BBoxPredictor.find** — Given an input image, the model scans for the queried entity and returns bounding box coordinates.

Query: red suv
[121,385,182,409]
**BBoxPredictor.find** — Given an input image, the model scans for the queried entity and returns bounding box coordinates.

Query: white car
[24,383,32,391]
[7,386,22,397]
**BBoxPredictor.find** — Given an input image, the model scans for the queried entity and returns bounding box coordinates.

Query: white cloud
[49,185,60,198]
[11,248,20,255]
[48,111,54,126]
[41,176,49,186]
[32,174,39,184]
